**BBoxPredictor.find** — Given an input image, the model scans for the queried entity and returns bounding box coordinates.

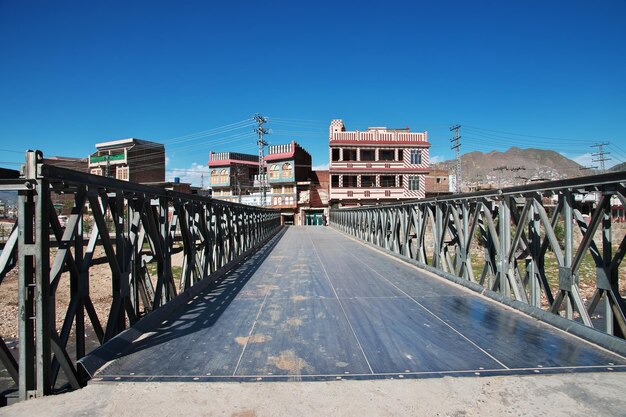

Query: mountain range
[432,147,587,189]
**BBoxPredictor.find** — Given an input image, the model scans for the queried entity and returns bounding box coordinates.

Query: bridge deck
[95,227,625,382]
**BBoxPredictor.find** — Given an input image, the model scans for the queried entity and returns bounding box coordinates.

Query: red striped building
[329,119,430,207]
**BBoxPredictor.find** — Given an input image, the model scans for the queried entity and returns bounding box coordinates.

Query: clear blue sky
[1,1,625,185]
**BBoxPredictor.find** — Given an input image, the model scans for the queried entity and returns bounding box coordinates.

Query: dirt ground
[0,246,185,344]
[2,372,626,417]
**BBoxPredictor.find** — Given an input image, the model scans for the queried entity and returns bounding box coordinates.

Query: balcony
[329,187,406,200]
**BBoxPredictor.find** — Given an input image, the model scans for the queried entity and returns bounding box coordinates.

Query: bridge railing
[0,151,281,400]
[330,172,626,342]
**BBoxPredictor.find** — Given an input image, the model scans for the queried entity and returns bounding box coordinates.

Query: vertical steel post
[498,197,511,296]
[602,196,615,335]
[35,173,51,396]
[434,204,443,269]
[563,191,574,319]
[528,203,541,307]
[461,201,469,279]
[18,176,35,400]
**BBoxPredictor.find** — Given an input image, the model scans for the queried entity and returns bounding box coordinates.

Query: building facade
[208,141,319,226]
[208,152,259,203]
[88,138,165,183]
[425,169,452,197]
[299,170,330,225]
[254,141,312,224]
[328,120,430,207]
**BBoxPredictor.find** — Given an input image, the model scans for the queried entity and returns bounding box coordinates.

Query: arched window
[269,164,280,179]
[282,162,293,178]
[210,169,219,185]
[220,169,228,183]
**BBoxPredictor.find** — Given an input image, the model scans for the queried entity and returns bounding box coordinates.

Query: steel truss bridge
[331,170,626,341]
[0,150,625,404]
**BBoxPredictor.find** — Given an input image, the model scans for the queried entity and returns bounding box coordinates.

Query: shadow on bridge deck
[92,227,626,382]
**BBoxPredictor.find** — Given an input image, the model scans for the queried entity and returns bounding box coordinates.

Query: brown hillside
[433,147,584,189]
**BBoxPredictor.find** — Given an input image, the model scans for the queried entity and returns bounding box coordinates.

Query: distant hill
[433,147,584,189]
[610,162,626,172]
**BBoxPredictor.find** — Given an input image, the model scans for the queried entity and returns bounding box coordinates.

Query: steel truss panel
[0,151,280,400]
[331,171,626,344]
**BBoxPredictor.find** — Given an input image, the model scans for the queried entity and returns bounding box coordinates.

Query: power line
[463,125,592,144]
[591,142,611,173]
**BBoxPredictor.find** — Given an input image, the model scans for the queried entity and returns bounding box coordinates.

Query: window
[220,169,228,183]
[332,148,340,161]
[410,149,422,165]
[283,185,294,193]
[281,163,293,178]
[379,149,395,161]
[399,176,403,187]
[360,149,375,161]
[364,190,371,197]
[272,187,281,194]
[343,175,357,187]
[210,169,219,185]
[408,176,420,191]
[343,149,357,161]
[331,175,339,188]
[116,166,129,181]
[361,175,376,187]
[269,164,280,179]
[380,175,396,187]
[90,167,102,176]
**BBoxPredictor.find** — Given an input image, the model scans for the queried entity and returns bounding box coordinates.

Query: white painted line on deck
[337,240,510,370]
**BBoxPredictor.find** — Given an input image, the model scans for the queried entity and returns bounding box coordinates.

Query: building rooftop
[95,138,164,150]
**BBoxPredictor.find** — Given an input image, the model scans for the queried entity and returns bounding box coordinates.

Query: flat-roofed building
[253,141,312,224]
[208,151,259,203]
[328,119,430,207]
[88,138,165,183]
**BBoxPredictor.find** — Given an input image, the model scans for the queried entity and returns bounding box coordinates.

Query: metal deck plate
[95,227,626,382]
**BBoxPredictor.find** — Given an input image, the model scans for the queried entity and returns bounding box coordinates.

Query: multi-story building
[208,152,259,203]
[88,138,165,183]
[208,141,315,225]
[256,141,312,224]
[328,119,430,207]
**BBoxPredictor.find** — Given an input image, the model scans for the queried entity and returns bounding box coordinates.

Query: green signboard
[90,153,125,164]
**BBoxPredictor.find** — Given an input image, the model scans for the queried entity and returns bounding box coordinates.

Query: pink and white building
[329,119,430,207]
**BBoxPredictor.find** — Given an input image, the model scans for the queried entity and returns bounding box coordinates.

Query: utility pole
[235,165,242,204]
[591,142,611,173]
[200,172,204,188]
[450,125,462,193]
[254,114,269,206]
